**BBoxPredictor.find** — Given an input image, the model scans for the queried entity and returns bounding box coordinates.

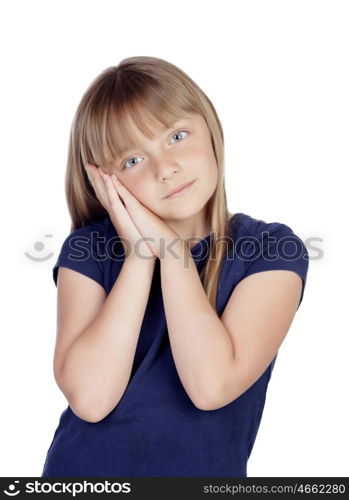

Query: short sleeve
[238,220,309,308]
[52,222,106,290]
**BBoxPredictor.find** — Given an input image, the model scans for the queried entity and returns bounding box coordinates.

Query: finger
[85,163,99,187]
[85,164,110,207]
[111,175,138,209]
[102,172,125,210]
[110,175,132,209]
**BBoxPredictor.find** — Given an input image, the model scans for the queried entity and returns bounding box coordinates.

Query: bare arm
[160,240,302,411]
[160,240,234,410]
[57,257,155,423]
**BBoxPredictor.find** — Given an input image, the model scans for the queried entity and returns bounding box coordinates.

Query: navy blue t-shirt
[41,212,309,477]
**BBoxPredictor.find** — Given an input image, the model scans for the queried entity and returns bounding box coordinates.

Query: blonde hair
[65,56,235,311]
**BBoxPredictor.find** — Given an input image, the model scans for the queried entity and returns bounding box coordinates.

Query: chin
[165,205,203,221]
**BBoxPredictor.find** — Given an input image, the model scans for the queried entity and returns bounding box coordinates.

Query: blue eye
[122,130,188,169]
[170,130,188,143]
[124,157,142,169]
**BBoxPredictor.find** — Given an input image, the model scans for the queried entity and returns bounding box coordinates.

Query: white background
[0,0,347,477]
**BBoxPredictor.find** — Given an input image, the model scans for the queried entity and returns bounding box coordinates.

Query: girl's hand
[104,174,182,260]
[85,163,156,262]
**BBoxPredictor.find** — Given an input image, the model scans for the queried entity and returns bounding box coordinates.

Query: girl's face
[106,112,218,224]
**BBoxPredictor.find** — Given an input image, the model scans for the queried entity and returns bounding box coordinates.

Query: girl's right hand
[85,163,157,263]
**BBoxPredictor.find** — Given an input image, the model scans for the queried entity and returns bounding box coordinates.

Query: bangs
[82,77,199,169]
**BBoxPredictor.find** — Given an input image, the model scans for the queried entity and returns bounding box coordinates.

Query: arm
[57,257,155,423]
[160,240,234,410]
[160,240,303,411]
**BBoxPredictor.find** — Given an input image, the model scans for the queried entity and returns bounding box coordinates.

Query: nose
[153,153,180,181]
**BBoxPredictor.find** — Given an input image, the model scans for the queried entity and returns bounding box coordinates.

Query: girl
[41,56,309,477]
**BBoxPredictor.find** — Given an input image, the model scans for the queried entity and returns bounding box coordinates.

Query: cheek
[201,157,218,195]
[127,180,153,206]
[196,152,218,181]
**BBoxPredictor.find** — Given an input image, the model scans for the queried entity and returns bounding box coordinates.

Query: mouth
[164,179,196,199]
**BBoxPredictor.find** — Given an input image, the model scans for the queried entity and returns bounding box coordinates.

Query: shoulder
[217,212,309,309]
[52,216,112,288]
[62,216,107,243]
[60,215,123,250]
[228,212,308,260]
[228,212,297,240]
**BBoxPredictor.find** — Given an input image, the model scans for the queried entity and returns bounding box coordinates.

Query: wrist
[159,237,190,263]
[125,254,157,267]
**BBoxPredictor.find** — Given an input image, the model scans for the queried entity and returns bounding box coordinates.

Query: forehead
[117,110,199,134]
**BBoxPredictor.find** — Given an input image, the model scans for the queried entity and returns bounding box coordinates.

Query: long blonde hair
[65,56,234,311]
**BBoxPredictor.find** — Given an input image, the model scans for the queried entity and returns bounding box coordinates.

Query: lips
[164,180,195,199]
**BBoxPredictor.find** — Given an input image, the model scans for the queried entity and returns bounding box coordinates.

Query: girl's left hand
[101,171,181,259]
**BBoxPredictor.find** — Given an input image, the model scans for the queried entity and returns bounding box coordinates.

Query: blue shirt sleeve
[52,222,106,290]
[238,219,309,308]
